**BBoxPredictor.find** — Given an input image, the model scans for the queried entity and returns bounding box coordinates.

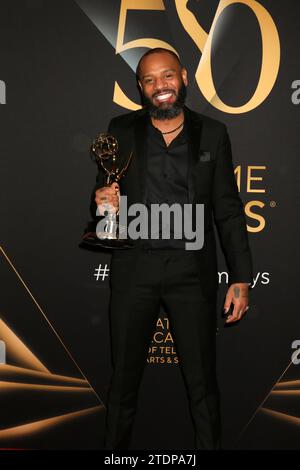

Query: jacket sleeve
[89,118,116,220]
[212,124,253,287]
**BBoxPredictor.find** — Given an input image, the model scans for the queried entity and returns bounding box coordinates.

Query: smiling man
[137,51,187,122]
[90,47,253,450]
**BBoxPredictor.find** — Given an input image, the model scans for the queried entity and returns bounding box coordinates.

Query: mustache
[140,81,187,120]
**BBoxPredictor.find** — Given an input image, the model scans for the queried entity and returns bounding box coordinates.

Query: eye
[145,78,153,84]
[165,74,173,78]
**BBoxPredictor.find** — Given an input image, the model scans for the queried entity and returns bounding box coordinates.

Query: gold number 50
[114,0,280,114]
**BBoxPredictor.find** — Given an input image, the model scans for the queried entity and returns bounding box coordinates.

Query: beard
[142,81,187,120]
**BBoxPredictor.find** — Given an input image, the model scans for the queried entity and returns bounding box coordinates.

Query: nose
[154,77,168,92]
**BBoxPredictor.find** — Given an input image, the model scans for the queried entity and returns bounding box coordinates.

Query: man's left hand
[223,283,250,323]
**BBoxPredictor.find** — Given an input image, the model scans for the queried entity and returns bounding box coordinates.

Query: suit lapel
[184,105,203,204]
[133,107,149,205]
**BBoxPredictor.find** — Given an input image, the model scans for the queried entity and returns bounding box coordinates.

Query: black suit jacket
[89,105,253,298]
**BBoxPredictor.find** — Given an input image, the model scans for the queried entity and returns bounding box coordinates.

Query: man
[89,48,253,450]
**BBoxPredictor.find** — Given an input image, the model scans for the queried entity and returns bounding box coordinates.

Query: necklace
[154,120,184,134]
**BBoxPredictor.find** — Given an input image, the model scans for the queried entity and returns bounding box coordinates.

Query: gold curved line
[270,390,300,396]
[0,245,105,408]
[275,380,300,388]
[260,408,300,426]
[236,360,293,442]
[0,381,94,393]
[0,405,103,439]
[0,364,88,386]
[0,319,49,373]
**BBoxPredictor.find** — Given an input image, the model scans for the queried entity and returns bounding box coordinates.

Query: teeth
[156,93,172,101]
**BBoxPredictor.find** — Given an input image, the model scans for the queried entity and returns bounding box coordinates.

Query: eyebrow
[141,68,176,80]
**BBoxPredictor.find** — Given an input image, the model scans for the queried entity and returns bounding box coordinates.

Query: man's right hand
[95,182,120,216]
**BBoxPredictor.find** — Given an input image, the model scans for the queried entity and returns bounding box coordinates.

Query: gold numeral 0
[176,0,280,113]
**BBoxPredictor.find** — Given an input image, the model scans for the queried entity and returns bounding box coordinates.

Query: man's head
[136,48,188,120]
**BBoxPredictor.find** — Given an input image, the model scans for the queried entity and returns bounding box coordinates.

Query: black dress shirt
[141,111,192,249]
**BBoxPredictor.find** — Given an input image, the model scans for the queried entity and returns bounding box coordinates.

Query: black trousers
[104,247,221,450]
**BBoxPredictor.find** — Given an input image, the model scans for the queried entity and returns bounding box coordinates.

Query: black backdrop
[0,0,299,450]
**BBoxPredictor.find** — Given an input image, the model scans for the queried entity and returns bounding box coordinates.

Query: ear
[181,68,188,87]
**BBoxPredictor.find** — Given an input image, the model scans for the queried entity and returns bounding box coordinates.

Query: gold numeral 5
[113,0,179,110]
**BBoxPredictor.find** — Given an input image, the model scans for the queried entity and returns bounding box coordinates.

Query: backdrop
[0,0,299,450]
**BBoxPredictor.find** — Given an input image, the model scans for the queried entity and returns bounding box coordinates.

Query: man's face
[138,52,188,120]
